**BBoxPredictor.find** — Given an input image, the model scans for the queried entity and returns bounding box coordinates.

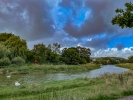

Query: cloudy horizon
[0,0,133,58]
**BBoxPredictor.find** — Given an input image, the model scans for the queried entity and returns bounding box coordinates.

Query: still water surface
[0,65,129,86]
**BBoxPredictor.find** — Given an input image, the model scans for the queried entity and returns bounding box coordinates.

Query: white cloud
[91,47,133,58]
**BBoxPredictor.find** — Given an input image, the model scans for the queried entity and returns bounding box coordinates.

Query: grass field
[117,63,133,69]
[1,69,133,100]
[1,64,133,100]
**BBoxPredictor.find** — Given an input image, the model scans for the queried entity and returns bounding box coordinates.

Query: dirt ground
[117,96,133,100]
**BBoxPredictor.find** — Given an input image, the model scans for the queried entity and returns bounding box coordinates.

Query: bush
[80,58,87,64]
[0,57,11,66]
[11,56,25,66]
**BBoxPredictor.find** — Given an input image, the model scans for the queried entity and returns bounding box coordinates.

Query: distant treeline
[0,33,91,66]
[91,56,133,65]
[91,57,126,65]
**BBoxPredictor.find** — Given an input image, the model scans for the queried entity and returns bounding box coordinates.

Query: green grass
[117,63,133,69]
[1,70,133,100]
[0,63,100,74]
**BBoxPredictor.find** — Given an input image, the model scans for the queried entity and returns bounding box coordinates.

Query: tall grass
[117,63,133,69]
[1,70,133,100]
[0,64,100,74]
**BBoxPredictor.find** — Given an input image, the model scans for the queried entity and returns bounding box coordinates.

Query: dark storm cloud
[88,38,108,49]
[115,43,124,50]
[0,0,55,41]
[59,0,83,16]
[84,36,111,49]
[60,0,133,48]
[61,0,115,37]
[0,0,133,51]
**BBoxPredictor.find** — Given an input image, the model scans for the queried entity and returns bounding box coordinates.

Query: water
[0,65,129,86]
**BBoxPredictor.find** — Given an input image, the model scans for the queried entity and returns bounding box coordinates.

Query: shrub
[11,56,25,66]
[0,57,11,66]
[80,58,87,64]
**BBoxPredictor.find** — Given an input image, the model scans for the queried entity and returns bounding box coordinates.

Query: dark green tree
[32,43,47,64]
[0,33,14,42]
[45,43,60,64]
[0,43,11,66]
[61,48,80,65]
[76,46,91,63]
[46,52,59,64]
[4,35,28,60]
[0,44,10,59]
[112,2,133,28]
[26,50,36,63]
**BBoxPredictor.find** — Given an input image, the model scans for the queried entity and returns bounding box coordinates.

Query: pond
[0,65,129,86]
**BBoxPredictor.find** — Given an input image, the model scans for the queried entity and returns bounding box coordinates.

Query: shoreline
[0,64,100,75]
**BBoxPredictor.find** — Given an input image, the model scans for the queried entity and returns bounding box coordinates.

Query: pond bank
[0,65,128,86]
[1,70,133,100]
[0,64,100,75]
[117,63,133,69]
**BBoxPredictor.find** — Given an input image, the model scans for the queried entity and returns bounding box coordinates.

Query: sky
[0,0,133,58]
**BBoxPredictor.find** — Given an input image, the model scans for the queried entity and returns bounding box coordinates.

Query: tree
[0,43,11,66]
[52,43,61,54]
[76,46,91,63]
[4,35,28,60]
[32,43,47,64]
[0,44,10,59]
[46,52,59,64]
[61,48,80,65]
[112,2,133,28]
[0,33,14,42]
[26,50,36,63]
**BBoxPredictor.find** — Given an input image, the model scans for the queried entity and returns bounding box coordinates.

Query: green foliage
[0,33,92,65]
[76,46,91,63]
[80,58,87,64]
[93,57,123,65]
[112,2,133,28]
[61,46,91,64]
[26,50,36,63]
[0,57,11,66]
[117,63,133,69]
[32,43,47,64]
[4,35,28,60]
[51,43,61,54]
[61,48,80,65]
[76,46,91,57]
[32,43,61,64]
[11,56,25,66]
[0,33,14,42]
[0,44,10,59]
[46,52,59,64]
[127,56,133,63]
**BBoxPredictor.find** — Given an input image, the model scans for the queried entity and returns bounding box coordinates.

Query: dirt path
[117,96,133,100]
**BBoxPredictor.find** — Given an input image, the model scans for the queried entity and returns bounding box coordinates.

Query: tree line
[0,33,91,66]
